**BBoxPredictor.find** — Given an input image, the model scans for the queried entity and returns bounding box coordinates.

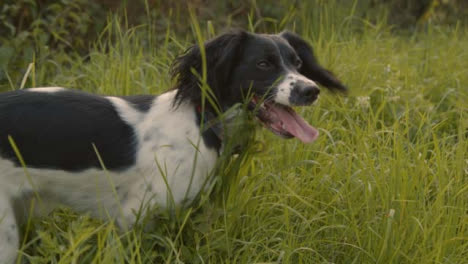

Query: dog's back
[0,88,138,171]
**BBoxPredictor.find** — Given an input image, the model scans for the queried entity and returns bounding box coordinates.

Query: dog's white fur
[26,87,66,93]
[0,88,217,263]
[275,73,319,106]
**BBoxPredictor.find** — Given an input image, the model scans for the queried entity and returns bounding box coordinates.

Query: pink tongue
[270,105,319,143]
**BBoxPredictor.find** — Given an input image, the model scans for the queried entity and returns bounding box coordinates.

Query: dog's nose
[288,80,321,105]
[300,85,320,100]
[296,84,320,103]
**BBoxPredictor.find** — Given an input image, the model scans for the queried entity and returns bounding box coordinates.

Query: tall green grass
[5,2,468,264]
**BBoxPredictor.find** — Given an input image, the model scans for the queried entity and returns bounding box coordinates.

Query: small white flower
[388,209,395,218]
[356,96,370,108]
[385,64,391,73]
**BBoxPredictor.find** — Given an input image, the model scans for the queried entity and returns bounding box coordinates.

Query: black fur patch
[171,29,248,109]
[120,95,155,112]
[280,31,347,93]
[195,109,222,153]
[0,89,137,171]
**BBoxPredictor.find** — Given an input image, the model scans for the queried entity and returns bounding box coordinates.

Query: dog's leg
[0,194,19,264]
[116,197,139,229]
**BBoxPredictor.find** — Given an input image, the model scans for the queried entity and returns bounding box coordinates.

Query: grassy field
[2,2,467,264]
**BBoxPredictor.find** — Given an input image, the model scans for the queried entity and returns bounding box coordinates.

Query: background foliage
[1,0,468,91]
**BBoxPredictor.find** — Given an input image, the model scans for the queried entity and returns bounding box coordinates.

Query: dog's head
[171,30,346,143]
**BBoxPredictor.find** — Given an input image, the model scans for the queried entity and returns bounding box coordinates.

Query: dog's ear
[171,30,248,107]
[280,31,347,93]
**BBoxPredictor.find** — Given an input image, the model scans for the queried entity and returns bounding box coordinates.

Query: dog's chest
[125,91,218,207]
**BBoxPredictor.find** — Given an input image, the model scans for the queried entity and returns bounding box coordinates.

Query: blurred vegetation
[378,0,468,26]
[0,1,467,263]
[0,0,467,90]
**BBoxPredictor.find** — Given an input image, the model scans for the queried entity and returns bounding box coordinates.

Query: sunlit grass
[4,2,467,264]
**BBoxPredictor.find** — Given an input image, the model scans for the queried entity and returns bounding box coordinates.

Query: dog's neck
[196,105,224,136]
[195,105,224,154]
[194,103,248,156]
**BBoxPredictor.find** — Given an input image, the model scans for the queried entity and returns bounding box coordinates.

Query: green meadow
[1,1,467,263]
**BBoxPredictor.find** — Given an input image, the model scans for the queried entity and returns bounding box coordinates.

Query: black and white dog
[0,30,346,262]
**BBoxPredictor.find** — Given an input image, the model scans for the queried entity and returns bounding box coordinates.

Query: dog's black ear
[171,30,248,107]
[280,31,347,93]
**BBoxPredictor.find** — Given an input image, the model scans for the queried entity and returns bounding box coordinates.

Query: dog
[0,30,346,262]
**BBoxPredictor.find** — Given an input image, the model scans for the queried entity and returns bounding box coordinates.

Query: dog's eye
[257,60,271,69]
[294,58,303,68]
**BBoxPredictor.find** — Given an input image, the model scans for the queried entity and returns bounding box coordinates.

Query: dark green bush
[1,0,467,90]
[370,0,468,26]
[0,0,105,88]
[0,0,298,89]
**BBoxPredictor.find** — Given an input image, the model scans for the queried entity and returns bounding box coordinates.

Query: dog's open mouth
[250,97,319,143]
